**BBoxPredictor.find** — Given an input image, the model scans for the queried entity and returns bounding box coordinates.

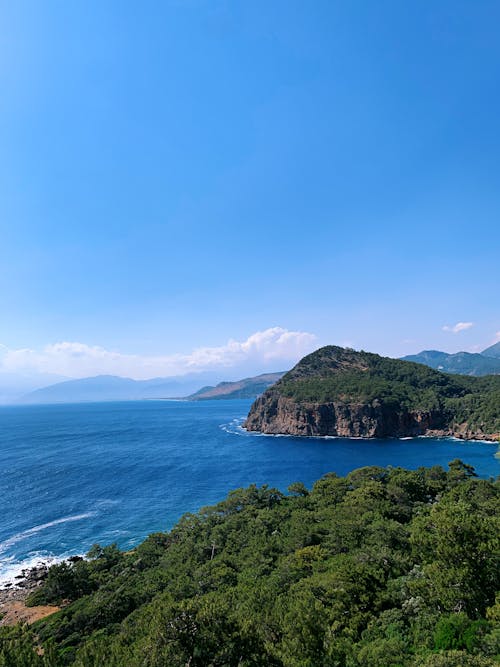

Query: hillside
[1,463,498,666]
[401,350,500,376]
[244,346,500,440]
[187,372,284,400]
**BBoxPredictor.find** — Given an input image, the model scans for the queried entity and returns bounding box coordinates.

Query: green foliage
[287,481,309,496]
[0,626,61,666]
[2,463,498,666]
[433,613,490,651]
[412,651,496,666]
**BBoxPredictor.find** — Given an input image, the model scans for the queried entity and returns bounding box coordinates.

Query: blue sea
[1,399,499,584]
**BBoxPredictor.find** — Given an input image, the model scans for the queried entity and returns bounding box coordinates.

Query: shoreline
[0,563,60,627]
[241,423,500,443]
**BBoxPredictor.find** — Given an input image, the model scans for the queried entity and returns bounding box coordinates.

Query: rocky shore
[0,563,59,626]
[244,393,500,441]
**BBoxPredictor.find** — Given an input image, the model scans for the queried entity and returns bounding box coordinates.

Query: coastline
[241,422,500,443]
[0,563,59,627]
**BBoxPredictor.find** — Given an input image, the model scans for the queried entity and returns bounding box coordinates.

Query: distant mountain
[17,372,223,404]
[186,372,285,401]
[0,372,69,404]
[401,350,500,376]
[482,341,500,359]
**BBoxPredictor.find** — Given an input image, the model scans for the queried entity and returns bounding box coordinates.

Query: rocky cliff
[244,394,448,438]
[244,346,500,440]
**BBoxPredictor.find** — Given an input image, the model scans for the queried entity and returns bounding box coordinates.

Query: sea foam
[0,513,96,556]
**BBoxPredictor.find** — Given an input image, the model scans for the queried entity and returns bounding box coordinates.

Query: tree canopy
[1,462,499,666]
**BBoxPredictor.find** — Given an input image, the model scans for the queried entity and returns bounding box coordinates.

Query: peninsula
[186,372,284,400]
[244,346,500,440]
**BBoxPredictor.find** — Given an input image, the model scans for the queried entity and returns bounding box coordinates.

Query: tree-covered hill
[0,462,499,666]
[245,346,500,439]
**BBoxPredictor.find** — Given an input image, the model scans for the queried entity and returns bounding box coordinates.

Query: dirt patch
[0,562,58,626]
[0,600,60,626]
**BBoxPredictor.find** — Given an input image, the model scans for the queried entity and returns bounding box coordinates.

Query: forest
[0,460,498,666]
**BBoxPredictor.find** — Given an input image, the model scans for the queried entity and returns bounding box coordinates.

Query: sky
[0,0,499,382]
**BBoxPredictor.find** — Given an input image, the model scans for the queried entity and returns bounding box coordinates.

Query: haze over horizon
[1,2,499,384]
[0,326,499,390]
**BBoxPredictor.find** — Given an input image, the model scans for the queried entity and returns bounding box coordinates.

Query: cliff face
[243,346,500,441]
[244,392,448,438]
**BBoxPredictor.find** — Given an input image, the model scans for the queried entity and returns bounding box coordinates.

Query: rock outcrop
[245,394,443,437]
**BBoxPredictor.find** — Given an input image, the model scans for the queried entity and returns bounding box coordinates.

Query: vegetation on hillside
[275,347,500,434]
[0,461,499,666]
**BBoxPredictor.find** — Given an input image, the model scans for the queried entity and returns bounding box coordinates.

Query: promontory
[244,346,500,440]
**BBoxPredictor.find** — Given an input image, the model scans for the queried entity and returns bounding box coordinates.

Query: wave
[219,417,254,436]
[0,553,65,588]
[220,422,498,444]
[0,512,96,556]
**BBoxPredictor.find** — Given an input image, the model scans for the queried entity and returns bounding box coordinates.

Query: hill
[186,372,284,400]
[1,462,498,665]
[244,346,500,440]
[401,349,500,376]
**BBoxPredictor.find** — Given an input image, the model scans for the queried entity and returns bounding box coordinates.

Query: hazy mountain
[186,372,284,400]
[401,350,500,376]
[13,341,500,404]
[16,372,225,404]
[0,372,69,404]
[482,341,500,359]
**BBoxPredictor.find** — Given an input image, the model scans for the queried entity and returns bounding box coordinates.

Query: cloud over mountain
[0,327,317,380]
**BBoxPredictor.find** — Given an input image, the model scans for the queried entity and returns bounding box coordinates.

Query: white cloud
[0,327,317,380]
[442,322,474,334]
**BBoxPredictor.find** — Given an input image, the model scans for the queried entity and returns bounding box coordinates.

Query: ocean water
[1,399,499,584]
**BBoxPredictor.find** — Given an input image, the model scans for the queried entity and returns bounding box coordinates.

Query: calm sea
[1,399,498,583]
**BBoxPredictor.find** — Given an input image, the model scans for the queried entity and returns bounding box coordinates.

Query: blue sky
[0,1,499,380]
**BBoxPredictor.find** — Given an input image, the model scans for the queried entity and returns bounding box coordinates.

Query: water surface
[1,399,498,582]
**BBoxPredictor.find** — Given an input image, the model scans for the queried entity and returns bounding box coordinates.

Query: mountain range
[15,371,285,404]
[8,341,500,404]
[16,373,222,405]
[401,341,500,375]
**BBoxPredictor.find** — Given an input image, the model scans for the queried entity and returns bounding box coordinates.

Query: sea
[1,399,499,585]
